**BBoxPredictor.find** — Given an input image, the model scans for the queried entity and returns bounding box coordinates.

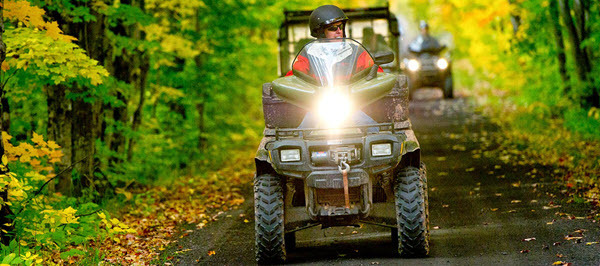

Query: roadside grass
[87,146,256,265]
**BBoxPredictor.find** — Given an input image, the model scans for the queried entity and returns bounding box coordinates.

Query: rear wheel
[394,164,429,257]
[254,174,286,263]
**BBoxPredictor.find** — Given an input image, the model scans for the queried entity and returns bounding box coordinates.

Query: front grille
[316,187,360,206]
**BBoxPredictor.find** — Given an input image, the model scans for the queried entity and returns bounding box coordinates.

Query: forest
[0,0,598,264]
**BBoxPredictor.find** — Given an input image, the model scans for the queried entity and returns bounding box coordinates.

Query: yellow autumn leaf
[1,155,7,166]
[47,140,60,149]
[31,132,45,146]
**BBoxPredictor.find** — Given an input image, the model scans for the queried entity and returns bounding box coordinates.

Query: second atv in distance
[402,20,453,99]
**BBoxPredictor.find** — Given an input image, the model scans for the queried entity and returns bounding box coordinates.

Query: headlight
[280,149,301,162]
[371,143,392,156]
[317,90,352,128]
[436,58,449,70]
[407,59,420,71]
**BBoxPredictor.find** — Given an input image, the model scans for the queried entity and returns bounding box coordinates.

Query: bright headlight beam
[437,58,448,70]
[407,59,420,71]
[317,90,352,129]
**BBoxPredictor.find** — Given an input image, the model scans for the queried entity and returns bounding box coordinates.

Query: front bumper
[265,123,407,182]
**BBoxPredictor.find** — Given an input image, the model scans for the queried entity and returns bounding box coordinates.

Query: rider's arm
[287,55,310,76]
[356,51,383,73]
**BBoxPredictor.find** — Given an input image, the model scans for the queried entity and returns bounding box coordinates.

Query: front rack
[274,122,410,140]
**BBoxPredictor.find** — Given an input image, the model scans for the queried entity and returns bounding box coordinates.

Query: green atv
[254,38,429,263]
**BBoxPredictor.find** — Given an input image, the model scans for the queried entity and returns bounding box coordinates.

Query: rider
[409,20,442,53]
[289,5,382,130]
[287,5,383,77]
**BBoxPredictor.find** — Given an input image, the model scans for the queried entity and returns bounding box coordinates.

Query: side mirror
[373,51,394,65]
[438,44,447,53]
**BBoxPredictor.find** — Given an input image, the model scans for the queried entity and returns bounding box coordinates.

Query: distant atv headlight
[371,143,392,156]
[280,149,301,162]
[407,59,420,71]
[317,90,352,128]
[436,58,449,70]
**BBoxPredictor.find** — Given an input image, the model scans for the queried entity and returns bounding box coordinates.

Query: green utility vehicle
[254,7,429,264]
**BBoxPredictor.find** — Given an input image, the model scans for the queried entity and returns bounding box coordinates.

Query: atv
[402,41,453,99]
[254,38,429,263]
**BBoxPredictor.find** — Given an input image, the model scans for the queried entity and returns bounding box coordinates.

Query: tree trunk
[572,0,592,75]
[558,0,589,82]
[0,0,14,245]
[561,0,599,107]
[196,102,206,150]
[549,0,570,93]
[508,0,521,34]
[71,98,97,197]
[45,2,110,198]
[127,53,149,161]
[195,8,206,151]
[1,92,8,133]
[46,84,73,195]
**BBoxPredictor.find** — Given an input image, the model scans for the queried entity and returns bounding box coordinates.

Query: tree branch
[16,155,90,215]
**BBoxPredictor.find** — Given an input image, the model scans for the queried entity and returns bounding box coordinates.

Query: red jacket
[286,51,384,77]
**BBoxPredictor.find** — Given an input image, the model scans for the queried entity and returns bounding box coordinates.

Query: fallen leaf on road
[556,253,564,258]
[585,242,598,245]
[508,210,517,213]
[564,236,583,241]
[543,205,561,210]
[511,200,522,204]
[208,250,216,256]
[491,208,499,211]
[522,237,536,242]
[452,145,466,151]
[553,262,572,266]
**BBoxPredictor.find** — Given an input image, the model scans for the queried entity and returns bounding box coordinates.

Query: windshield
[408,35,442,54]
[291,38,374,87]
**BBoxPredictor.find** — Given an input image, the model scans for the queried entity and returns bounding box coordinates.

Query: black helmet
[419,20,429,30]
[309,5,348,38]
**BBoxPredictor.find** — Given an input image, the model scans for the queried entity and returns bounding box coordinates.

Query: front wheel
[254,174,286,263]
[443,75,453,99]
[394,165,429,257]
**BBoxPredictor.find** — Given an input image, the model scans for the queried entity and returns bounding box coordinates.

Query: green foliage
[4,26,109,85]
[1,133,133,262]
